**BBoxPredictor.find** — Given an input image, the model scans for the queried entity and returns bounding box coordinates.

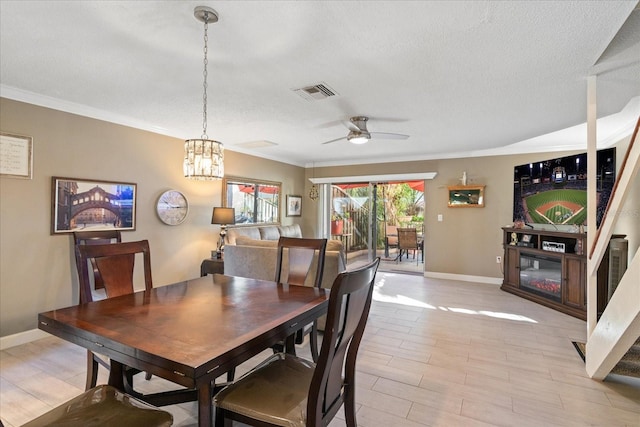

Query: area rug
[573,341,640,378]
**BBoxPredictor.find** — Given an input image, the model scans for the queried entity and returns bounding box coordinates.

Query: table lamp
[211,207,235,259]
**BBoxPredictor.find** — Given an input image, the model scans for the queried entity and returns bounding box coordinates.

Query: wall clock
[156,190,189,226]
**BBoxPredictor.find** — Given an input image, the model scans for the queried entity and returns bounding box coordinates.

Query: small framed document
[1,132,33,179]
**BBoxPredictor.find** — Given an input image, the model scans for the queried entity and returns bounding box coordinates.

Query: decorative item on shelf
[184,6,224,181]
[510,232,518,245]
[460,171,468,186]
[212,207,235,259]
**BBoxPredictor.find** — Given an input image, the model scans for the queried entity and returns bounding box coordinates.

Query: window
[222,176,281,224]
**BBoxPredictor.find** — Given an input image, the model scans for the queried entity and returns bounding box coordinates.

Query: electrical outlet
[496,255,502,264]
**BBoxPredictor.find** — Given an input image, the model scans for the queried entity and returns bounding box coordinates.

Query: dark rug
[573,341,640,378]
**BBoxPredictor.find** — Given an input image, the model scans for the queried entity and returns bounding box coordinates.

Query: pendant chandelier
[184,6,224,180]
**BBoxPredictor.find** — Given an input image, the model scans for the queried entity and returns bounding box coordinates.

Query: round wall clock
[156,190,189,225]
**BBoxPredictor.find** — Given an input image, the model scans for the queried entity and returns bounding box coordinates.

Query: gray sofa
[223,224,346,291]
[223,224,346,331]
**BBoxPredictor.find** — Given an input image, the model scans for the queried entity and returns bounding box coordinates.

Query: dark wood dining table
[37,274,329,427]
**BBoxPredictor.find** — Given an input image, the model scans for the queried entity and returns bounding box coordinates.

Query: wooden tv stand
[500,227,587,320]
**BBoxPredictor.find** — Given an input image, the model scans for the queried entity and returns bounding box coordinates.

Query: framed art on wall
[0,132,33,179]
[286,195,302,217]
[447,185,485,208]
[51,177,137,234]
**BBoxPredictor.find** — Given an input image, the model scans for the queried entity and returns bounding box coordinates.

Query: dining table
[37,273,329,427]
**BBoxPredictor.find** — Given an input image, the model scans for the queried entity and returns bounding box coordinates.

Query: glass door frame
[310,172,436,266]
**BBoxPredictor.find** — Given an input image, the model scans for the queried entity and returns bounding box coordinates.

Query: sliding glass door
[329,180,425,272]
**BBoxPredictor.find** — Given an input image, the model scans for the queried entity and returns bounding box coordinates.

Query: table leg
[108,360,125,391]
[198,381,213,427]
[285,333,297,356]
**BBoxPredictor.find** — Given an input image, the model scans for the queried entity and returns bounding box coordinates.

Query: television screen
[513,148,615,228]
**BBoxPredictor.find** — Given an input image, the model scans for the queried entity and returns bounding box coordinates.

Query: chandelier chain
[202,15,209,139]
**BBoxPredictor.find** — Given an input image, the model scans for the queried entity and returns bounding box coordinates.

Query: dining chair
[76,240,153,390]
[275,236,327,362]
[22,385,173,427]
[213,257,380,427]
[73,230,122,293]
[397,227,421,265]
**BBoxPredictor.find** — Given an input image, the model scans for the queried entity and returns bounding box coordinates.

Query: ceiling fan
[322,116,409,145]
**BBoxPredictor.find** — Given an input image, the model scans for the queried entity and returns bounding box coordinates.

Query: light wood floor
[1,273,639,426]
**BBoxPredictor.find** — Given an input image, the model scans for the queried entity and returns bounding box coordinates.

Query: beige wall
[304,138,639,279]
[0,98,304,336]
[1,97,637,337]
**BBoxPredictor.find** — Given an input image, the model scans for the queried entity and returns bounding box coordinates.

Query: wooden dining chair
[73,230,122,292]
[76,240,153,390]
[22,385,173,427]
[214,257,380,427]
[397,227,420,265]
[275,236,327,362]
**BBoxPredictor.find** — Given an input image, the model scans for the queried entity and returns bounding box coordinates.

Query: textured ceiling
[1,1,639,167]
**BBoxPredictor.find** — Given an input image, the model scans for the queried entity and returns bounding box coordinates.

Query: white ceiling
[1,1,639,167]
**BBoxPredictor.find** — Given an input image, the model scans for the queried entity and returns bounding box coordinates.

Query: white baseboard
[0,328,50,351]
[424,271,503,285]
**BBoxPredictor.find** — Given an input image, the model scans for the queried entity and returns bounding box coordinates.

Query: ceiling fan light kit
[323,116,409,145]
[347,133,370,144]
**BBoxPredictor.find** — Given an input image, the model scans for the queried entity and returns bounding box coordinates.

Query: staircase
[613,339,640,378]
[585,117,640,380]
[577,338,640,380]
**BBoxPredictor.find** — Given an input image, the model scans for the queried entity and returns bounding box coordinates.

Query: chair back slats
[397,227,418,250]
[275,237,327,288]
[94,254,136,298]
[76,240,152,304]
[307,257,380,426]
[286,247,317,285]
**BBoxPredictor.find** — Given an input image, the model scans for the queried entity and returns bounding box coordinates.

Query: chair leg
[145,372,152,380]
[214,406,231,427]
[226,368,235,382]
[310,322,319,363]
[344,386,357,427]
[86,350,99,391]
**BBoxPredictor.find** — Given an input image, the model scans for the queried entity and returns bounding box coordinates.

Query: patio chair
[397,227,421,265]
[385,225,398,257]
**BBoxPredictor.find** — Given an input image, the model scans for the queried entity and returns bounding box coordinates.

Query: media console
[501,227,587,320]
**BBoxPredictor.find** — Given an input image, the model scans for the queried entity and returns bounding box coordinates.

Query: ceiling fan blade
[321,136,347,145]
[370,132,409,140]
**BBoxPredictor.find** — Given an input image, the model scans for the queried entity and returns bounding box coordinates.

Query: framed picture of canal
[51,177,137,234]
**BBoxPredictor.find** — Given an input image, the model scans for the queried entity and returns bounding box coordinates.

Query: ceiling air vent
[292,82,338,101]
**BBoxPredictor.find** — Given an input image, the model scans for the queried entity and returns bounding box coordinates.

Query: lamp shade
[211,207,235,225]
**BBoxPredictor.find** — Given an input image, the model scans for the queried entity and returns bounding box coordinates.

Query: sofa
[223,224,346,290]
[223,224,346,331]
